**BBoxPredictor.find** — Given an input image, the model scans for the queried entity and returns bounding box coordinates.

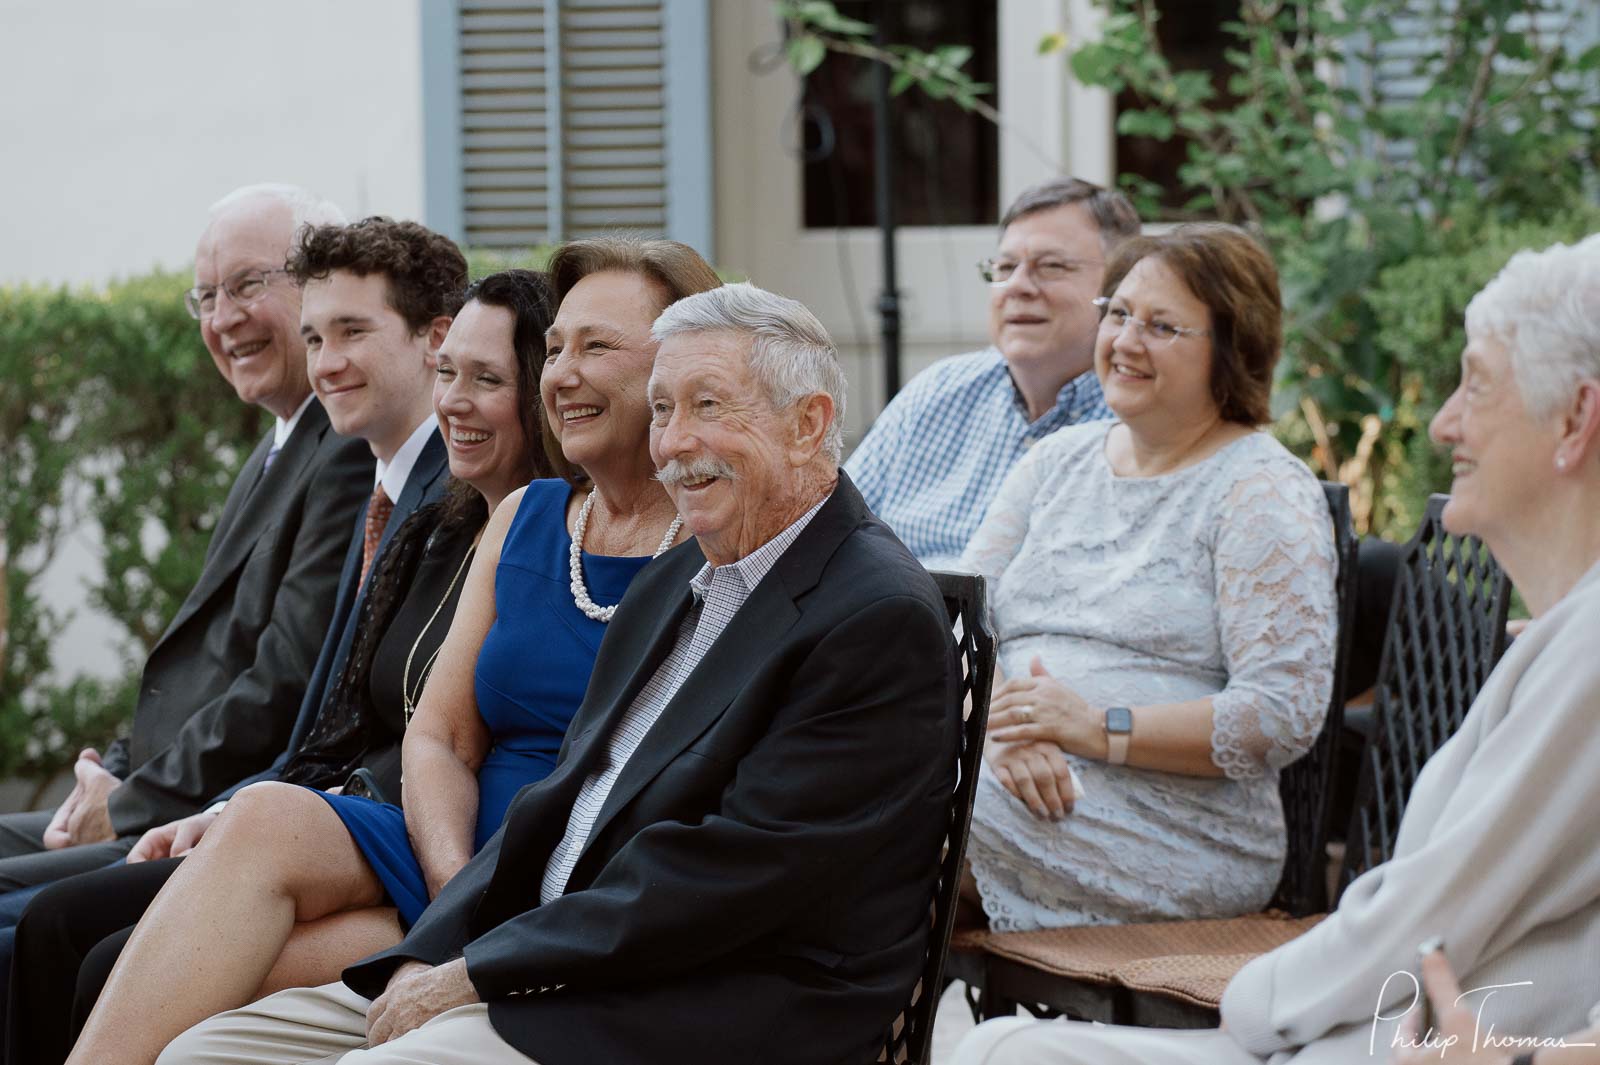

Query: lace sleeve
[955,441,1045,586]
[1208,463,1337,782]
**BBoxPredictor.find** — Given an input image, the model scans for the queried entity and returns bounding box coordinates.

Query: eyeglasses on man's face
[977,256,1101,286]
[185,268,290,320]
[1092,296,1210,346]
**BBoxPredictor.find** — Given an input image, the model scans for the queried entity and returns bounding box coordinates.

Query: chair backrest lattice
[1270,481,1360,917]
[1336,494,1511,901]
[877,572,997,1065]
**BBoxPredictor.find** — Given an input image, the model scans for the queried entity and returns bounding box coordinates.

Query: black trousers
[0,810,137,892]
[7,858,179,1065]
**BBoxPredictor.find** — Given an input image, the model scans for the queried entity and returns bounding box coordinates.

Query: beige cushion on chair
[948,927,993,953]
[978,912,1326,1010]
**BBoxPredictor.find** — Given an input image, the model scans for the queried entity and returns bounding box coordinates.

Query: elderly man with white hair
[0,184,369,888]
[0,183,372,1027]
[954,233,1600,1065]
[156,282,962,1065]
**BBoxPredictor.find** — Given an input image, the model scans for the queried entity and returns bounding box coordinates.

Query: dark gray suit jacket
[217,429,449,802]
[346,474,961,1065]
[105,398,372,836]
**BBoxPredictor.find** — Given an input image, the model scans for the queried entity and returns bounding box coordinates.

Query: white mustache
[655,456,736,487]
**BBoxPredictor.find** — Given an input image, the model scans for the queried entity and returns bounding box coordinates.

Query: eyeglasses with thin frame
[977,256,1101,286]
[184,268,290,320]
[1092,296,1210,346]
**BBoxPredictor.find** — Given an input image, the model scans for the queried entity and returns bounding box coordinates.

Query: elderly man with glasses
[0,184,371,895]
[845,178,1139,569]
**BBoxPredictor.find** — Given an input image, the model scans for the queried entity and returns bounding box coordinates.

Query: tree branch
[1485,15,1575,124]
[1445,27,1501,182]
[792,30,1061,172]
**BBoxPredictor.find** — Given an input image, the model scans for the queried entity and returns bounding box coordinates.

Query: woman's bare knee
[206,782,385,918]
[212,782,320,848]
[188,782,323,881]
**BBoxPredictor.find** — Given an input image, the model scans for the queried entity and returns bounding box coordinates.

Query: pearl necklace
[569,489,683,622]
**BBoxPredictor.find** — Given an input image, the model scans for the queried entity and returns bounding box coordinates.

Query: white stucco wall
[0,0,427,288]
[1,0,428,683]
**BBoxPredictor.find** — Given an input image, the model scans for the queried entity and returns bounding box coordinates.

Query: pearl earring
[1556,455,1568,471]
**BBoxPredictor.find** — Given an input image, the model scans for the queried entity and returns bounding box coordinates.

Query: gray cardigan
[1222,557,1600,1059]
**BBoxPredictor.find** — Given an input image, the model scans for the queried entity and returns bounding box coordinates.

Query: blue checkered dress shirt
[845,349,1112,569]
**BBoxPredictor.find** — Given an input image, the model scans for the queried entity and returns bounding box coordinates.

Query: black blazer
[346,474,961,1065]
[105,399,372,836]
[218,429,450,801]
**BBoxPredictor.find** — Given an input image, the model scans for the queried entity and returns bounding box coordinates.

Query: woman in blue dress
[65,240,723,1065]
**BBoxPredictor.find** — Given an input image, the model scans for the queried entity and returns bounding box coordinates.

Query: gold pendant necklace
[402,530,481,726]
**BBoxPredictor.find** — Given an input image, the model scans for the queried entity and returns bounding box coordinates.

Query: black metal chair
[1270,481,1360,917]
[876,571,996,1063]
[1336,493,1511,893]
[967,492,1510,1027]
[1326,536,1407,844]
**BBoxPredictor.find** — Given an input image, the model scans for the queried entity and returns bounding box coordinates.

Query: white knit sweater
[1222,557,1600,1059]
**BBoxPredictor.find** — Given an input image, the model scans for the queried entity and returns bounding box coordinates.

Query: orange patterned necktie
[361,484,394,584]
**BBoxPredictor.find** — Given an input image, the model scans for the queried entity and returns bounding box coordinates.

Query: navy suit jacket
[345,473,962,1065]
[216,429,450,801]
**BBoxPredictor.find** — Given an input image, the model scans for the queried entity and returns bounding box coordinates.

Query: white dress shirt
[272,393,316,450]
[374,415,439,499]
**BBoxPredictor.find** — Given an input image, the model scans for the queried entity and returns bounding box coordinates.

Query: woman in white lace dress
[959,223,1337,931]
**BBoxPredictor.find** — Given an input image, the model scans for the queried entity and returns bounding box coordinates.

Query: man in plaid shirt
[846,178,1139,568]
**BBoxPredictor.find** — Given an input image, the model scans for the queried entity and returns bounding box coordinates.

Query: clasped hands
[988,656,1100,751]
[367,958,480,1045]
[984,656,1099,822]
[42,748,121,849]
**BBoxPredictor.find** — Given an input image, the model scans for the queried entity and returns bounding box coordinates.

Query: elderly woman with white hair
[955,232,1600,1065]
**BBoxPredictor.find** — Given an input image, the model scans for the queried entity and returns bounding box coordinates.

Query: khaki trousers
[952,1015,1387,1064]
[951,1017,1254,1065]
[155,981,541,1065]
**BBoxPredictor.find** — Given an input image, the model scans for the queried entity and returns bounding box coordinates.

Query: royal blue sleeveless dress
[315,479,652,925]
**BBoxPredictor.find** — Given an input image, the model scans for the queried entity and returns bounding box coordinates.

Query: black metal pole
[871,1,901,402]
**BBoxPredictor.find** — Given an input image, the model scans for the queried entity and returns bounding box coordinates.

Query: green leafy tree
[781,0,1600,535]
[1064,0,1599,532]
[777,1,994,109]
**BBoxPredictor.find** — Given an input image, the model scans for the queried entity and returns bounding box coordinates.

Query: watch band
[1104,706,1133,766]
[1106,729,1130,766]
[1510,1054,1536,1065]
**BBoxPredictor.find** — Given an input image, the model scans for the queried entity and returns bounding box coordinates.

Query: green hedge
[1,270,262,777]
[1271,203,1600,539]
[1365,206,1600,536]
